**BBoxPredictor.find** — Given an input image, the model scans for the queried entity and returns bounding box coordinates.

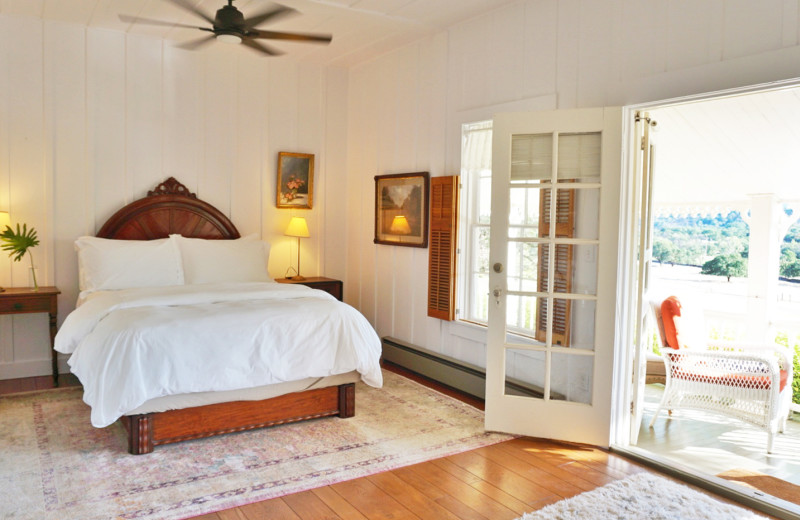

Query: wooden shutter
[535,188,575,346]
[428,175,459,320]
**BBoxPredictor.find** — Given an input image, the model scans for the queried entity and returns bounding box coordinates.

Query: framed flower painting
[277,152,314,209]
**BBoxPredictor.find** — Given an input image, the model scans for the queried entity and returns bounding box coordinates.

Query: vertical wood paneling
[6,16,49,365]
[521,0,558,101]
[297,62,323,275]
[1,16,336,378]
[163,47,202,191]
[322,67,349,282]
[4,0,800,379]
[44,21,88,321]
[201,48,237,216]
[232,53,267,238]
[87,28,126,228]
[267,59,299,278]
[126,35,163,198]
[723,0,785,60]
[665,1,724,71]
[0,16,12,365]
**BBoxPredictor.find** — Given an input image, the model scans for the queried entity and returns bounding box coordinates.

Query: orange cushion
[660,296,682,350]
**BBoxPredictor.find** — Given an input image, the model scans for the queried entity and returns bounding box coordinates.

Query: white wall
[344,0,800,367]
[7,0,800,381]
[0,15,348,379]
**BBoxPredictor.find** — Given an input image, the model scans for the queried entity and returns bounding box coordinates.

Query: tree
[780,249,800,278]
[652,238,677,265]
[701,253,747,282]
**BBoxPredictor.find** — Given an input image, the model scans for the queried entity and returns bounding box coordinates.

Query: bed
[55,177,383,454]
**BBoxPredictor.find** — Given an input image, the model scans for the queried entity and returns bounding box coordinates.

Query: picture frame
[374,172,429,248]
[277,152,314,209]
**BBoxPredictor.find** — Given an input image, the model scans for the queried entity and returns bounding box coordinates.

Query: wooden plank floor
[0,368,778,520]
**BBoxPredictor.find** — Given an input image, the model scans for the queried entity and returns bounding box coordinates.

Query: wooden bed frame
[96,177,355,455]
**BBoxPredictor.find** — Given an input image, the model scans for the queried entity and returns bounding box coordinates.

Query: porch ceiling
[651,86,800,210]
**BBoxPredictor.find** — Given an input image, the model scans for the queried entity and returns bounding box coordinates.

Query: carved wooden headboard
[96,177,240,240]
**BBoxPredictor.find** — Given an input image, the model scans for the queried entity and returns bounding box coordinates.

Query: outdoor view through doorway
[631,86,800,508]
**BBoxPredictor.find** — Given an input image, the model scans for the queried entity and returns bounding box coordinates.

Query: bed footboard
[122,383,356,455]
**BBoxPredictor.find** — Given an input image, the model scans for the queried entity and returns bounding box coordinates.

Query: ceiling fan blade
[243,5,295,28]
[251,30,332,44]
[165,0,215,25]
[241,38,282,56]
[119,14,206,31]
[176,34,216,51]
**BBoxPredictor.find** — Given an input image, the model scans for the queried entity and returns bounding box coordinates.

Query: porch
[636,383,800,498]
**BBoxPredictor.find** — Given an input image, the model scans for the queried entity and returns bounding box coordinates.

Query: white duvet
[55,282,383,427]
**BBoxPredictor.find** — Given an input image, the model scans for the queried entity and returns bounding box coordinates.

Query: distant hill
[652,209,800,280]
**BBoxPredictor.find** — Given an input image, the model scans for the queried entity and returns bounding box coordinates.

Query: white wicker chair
[648,296,794,453]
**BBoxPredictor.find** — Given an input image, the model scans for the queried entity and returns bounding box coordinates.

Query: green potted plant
[1,223,40,290]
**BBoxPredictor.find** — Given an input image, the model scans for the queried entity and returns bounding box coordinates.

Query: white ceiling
[650,85,800,210]
[0,0,518,66]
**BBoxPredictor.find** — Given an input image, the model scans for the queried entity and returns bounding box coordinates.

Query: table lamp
[0,211,9,292]
[285,216,310,281]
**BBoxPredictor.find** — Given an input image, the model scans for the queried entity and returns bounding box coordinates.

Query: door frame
[610,77,800,520]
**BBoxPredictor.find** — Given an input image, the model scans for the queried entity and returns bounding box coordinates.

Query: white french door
[628,111,658,444]
[485,107,623,446]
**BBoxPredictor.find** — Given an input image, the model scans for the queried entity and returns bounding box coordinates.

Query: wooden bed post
[125,415,154,455]
[338,383,355,418]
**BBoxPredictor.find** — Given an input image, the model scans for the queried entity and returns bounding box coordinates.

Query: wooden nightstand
[276,277,343,301]
[0,286,61,385]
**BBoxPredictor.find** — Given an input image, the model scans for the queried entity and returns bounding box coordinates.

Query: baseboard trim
[381,336,543,400]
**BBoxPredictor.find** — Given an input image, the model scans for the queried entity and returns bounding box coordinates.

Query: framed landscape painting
[374,171,429,248]
[277,152,314,209]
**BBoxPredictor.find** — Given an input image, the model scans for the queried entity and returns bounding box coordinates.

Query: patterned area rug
[1,370,510,520]
[516,472,768,520]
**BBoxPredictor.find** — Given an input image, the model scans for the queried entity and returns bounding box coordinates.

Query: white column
[746,194,781,343]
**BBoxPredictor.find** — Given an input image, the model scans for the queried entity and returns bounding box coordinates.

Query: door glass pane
[477,176,492,224]
[569,299,596,350]
[557,132,601,182]
[511,134,552,183]
[504,348,545,398]
[509,187,541,228]
[506,294,540,334]
[546,188,600,240]
[549,352,593,404]
[572,244,598,295]
[507,241,539,293]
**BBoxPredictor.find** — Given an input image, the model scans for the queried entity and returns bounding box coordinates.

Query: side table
[0,287,61,385]
[275,277,343,301]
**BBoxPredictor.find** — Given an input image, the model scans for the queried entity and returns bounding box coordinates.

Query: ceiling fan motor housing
[214,4,246,34]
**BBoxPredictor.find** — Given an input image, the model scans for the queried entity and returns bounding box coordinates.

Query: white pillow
[75,236,184,292]
[174,235,272,284]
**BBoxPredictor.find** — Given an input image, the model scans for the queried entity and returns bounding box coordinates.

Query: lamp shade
[285,216,310,238]
[0,211,10,231]
[390,215,411,235]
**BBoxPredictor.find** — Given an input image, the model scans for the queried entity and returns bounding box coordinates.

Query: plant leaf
[0,223,39,262]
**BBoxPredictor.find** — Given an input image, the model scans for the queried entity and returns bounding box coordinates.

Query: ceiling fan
[119,0,332,56]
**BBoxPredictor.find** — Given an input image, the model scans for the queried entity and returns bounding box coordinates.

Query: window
[458,121,492,325]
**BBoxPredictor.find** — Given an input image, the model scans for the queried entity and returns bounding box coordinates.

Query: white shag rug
[517,472,768,520]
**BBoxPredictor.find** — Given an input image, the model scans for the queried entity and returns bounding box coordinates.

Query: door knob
[493,262,504,273]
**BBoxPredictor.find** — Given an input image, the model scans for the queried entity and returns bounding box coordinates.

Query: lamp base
[286,275,306,281]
